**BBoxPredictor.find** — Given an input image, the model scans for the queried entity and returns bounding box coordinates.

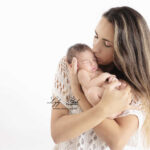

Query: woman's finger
[66,60,72,73]
[106,80,121,90]
[72,57,78,74]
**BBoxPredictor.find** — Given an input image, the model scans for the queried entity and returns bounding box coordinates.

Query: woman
[51,6,150,150]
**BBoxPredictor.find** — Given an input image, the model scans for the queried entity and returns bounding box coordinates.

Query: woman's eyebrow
[95,30,98,35]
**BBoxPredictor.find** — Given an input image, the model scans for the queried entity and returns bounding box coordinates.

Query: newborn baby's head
[67,43,98,72]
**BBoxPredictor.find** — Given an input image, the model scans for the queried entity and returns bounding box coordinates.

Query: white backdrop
[0,0,150,150]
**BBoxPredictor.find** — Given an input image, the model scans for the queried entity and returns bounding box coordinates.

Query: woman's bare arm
[76,90,138,150]
[51,57,135,149]
[51,97,107,144]
[51,82,133,147]
[51,84,137,150]
[51,57,108,144]
[68,58,138,149]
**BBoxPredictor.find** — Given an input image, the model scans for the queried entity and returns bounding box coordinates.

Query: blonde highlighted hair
[103,6,150,148]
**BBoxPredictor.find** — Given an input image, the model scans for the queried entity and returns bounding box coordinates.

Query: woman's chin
[97,60,106,65]
[97,60,112,66]
[97,59,105,65]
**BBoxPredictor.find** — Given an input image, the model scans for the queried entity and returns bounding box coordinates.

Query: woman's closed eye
[103,40,112,48]
[94,31,112,48]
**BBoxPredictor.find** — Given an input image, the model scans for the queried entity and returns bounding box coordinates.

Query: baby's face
[76,50,98,72]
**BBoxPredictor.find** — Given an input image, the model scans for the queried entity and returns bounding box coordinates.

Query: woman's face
[93,17,114,65]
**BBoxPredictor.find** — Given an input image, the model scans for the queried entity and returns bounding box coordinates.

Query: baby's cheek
[78,63,84,70]
[84,64,91,70]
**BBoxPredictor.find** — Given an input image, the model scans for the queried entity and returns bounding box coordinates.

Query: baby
[66,43,119,106]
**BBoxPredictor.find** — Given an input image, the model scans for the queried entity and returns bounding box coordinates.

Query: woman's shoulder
[59,56,67,65]
[117,98,146,131]
[57,56,68,73]
[54,56,70,90]
[52,56,75,109]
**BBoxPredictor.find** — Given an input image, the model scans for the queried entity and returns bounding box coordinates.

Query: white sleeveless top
[51,57,146,150]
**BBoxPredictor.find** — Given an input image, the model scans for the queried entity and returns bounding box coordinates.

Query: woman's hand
[96,80,132,118]
[67,57,82,96]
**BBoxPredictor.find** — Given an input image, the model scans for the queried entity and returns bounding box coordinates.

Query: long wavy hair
[103,6,150,148]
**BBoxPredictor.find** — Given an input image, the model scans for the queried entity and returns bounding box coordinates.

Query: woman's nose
[93,46,100,53]
[93,47,102,58]
[93,41,101,53]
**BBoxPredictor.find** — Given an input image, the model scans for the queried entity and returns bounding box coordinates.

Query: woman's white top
[52,57,146,150]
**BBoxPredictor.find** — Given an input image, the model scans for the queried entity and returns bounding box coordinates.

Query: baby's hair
[66,43,92,64]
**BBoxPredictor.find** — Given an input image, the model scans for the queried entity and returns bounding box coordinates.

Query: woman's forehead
[96,17,114,43]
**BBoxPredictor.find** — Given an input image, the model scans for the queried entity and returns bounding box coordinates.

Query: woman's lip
[97,59,103,63]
